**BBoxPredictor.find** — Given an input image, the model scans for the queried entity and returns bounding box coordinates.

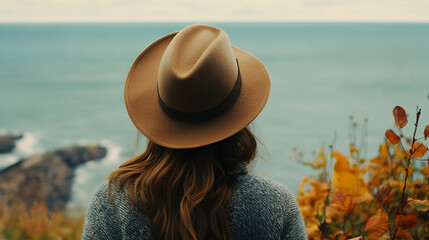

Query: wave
[15,132,43,156]
[67,139,123,213]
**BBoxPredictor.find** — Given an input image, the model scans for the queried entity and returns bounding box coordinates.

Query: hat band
[158,59,242,121]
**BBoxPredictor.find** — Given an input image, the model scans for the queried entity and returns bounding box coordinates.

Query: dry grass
[0,201,85,240]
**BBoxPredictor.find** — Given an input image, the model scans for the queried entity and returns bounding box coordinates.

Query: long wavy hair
[108,126,257,240]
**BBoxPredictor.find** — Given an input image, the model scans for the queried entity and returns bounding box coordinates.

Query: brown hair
[108,126,257,240]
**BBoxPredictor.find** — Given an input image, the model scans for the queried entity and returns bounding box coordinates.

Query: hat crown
[158,24,239,113]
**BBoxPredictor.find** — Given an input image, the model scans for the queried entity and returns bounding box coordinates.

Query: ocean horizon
[1,22,428,211]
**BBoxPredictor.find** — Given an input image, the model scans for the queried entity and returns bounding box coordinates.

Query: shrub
[295,106,429,240]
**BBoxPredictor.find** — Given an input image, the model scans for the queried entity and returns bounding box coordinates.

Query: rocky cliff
[0,145,107,211]
[0,134,23,153]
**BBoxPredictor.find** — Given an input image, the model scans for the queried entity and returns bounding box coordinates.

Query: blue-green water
[1,23,429,210]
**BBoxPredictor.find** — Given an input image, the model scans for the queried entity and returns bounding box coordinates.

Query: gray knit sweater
[82,169,307,240]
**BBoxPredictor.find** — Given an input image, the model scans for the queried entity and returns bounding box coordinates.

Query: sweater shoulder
[235,173,295,204]
[84,181,154,239]
[87,181,115,215]
[92,181,109,200]
[227,174,299,239]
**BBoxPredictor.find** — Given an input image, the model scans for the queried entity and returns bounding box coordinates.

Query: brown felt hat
[124,24,270,149]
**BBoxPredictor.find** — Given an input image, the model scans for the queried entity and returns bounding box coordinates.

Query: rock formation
[0,145,107,211]
[0,134,23,153]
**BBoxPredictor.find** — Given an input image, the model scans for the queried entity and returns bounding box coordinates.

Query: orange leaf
[350,147,360,155]
[375,185,391,205]
[393,106,408,129]
[411,142,427,158]
[424,124,429,140]
[395,227,413,240]
[330,192,355,215]
[407,198,429,212]
[298,176,311,196]
[364,211,389,239]
[385,129,401,144]
[395,213,417,229]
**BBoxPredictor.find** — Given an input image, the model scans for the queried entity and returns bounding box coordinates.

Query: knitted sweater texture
[82,171,307,240]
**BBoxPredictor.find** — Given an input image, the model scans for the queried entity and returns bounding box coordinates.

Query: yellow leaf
[332,151,350,172]
[332,154,372,203]
[379,144,388,159]
[332,171,372,203]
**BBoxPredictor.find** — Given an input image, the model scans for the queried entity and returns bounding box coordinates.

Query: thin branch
[397,143,428,161]
[319,132,337,237]
[327,131,337,185]
[392,107,421,239]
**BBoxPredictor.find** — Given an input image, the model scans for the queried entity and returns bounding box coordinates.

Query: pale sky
[1,0,429,23]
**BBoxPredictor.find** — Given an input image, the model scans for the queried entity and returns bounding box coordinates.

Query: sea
[1,22,428,212]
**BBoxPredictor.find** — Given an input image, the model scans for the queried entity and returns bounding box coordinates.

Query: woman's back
[83,167,306,240]
[82,24,307,239]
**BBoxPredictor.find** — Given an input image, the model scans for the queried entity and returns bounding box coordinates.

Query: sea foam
[0,132,43,170]
[67,139,123,213]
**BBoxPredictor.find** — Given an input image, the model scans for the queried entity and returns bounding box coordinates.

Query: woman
[83,24,307,240]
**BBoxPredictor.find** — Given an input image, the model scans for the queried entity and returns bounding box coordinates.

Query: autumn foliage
[295,106,429,239]
[0,201,84,240]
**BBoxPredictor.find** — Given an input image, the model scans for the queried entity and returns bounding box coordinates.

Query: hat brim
[124,32,270,149]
